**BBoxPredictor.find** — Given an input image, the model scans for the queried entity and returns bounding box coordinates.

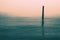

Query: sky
[0,0,60,17]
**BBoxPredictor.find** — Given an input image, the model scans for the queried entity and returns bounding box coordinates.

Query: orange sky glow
[0,0,60,17]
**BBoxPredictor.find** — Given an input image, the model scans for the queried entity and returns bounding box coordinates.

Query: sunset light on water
[0,0,60,40]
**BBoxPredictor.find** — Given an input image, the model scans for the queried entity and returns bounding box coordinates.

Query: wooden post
[42,6,44,40]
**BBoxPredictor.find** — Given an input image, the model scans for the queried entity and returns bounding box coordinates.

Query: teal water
[0,17,60,40]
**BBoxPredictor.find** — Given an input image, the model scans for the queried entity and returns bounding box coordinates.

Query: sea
[0,17,60,40]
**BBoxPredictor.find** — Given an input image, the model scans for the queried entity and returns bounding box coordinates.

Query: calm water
[0,17,60,40]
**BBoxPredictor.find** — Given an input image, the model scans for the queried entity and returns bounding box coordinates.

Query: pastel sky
[0,0,60,17]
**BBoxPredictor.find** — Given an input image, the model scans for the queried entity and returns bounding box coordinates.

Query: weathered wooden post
[42,5,44,40]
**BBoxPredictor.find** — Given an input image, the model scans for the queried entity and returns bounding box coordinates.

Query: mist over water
[0,17,41,26]
[0,16,60,40]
